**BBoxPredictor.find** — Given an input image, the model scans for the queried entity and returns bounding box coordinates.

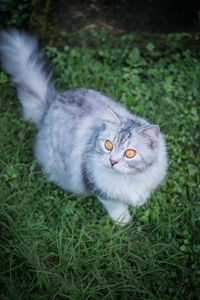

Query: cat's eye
[105,140,113,151]
[125,149,136,158]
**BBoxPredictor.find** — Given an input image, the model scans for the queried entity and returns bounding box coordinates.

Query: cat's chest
[93,167,149,205]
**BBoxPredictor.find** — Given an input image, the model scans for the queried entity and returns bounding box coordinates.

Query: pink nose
[110,159,118,166]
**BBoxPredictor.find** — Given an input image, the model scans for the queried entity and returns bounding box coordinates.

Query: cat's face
[96,118,160,175]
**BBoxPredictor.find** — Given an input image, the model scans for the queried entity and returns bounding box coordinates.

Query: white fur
[0,29,56,125]
[94,136,167,207]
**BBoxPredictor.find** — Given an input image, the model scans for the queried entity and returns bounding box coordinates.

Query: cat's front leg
[98,197,131,225]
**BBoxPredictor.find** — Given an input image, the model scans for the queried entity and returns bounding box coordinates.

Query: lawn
[0,30,199,299]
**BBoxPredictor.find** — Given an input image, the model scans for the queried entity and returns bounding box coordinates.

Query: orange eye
[125,149,136,158]
[105,140,113,150]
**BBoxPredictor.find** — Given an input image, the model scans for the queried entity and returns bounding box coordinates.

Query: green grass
[0,31,200,299]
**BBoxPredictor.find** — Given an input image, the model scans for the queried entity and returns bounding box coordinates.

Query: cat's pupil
[105,140,113,150]
[125,149,136,158]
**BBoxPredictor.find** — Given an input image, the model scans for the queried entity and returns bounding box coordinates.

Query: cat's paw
[98,198,131,226]
[113,209,131,226]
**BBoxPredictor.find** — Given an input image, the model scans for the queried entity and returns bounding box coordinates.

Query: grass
[0,30,200,299]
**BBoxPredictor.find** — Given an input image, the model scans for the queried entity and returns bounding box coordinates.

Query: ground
[58,0,200,34]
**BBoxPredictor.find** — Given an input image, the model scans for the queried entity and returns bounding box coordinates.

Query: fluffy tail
[0,29,57,127]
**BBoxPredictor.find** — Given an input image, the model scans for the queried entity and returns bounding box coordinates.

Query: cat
[0,29,168,225]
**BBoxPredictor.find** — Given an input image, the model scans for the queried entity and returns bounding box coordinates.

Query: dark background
[0,0,200,37]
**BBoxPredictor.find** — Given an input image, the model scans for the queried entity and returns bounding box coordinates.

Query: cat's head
[96,108,160,174]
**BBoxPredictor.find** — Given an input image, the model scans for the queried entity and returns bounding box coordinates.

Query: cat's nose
[110,159,118,166]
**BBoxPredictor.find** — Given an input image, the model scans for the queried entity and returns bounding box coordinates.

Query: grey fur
[0,29,168,225]
[0,29,57,126]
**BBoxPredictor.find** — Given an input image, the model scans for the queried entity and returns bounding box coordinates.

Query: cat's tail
[0,29,57,127]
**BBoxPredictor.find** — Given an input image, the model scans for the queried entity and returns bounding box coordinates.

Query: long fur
[0,29,57,126]
[0,29,168,225]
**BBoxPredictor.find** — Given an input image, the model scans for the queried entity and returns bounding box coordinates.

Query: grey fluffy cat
[0,29,167,225]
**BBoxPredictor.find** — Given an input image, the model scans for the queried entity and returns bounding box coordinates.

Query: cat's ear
[137,125,160,148]
[104,106,121,127]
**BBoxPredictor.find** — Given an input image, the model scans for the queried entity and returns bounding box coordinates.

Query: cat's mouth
[100,156,131,174]
[108,162,131,174]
